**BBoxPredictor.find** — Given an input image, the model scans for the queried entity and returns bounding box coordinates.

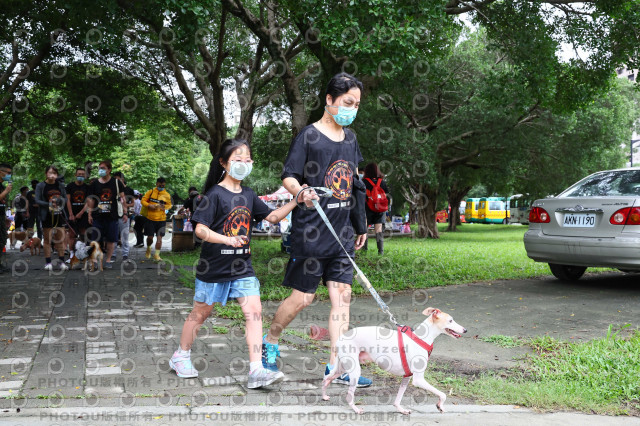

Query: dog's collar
[397,325,433,377]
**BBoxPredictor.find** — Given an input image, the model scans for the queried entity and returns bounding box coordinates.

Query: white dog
[322,307,467,415]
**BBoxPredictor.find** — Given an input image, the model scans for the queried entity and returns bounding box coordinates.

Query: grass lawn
[166,224,566,300]
[444,326,640,415]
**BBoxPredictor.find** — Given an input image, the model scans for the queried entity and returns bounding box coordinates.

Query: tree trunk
[237,104,256,143]
[415,185,439,238]
[446,185,471,232]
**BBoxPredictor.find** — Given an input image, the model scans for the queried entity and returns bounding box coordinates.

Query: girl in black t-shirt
[170,138,298,389]
[34,165,68,271]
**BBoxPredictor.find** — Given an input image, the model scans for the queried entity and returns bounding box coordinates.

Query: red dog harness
[397,325,433,377]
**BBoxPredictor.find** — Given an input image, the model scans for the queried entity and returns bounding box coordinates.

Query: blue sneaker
[261,335,281,372]
[324,365,372,388]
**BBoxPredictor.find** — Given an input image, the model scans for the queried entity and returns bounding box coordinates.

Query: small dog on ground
[322,307,467,415]
[9,230,28,249]
[69,241,104,272]
[20,237,42,255]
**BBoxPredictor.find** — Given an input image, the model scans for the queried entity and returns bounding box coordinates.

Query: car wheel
[548,264,587,281]
[502,218,509,224]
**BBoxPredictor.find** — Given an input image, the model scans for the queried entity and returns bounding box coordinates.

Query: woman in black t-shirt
[170,138,297,390]
[34,165,68,271]
[263,72,373,388]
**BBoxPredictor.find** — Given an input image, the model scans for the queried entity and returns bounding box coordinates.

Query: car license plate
[563,213,596,227]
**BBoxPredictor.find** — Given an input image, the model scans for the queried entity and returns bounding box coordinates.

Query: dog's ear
[423,307,436,316]
[422,307,441,318]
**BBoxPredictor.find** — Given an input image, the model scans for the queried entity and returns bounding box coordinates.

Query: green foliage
[213,302,244,320]
[111,123,212,199]
[463,327,640,414]
[480,335,526,348]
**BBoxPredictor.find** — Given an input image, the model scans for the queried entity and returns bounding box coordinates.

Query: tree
[356,30,640,237]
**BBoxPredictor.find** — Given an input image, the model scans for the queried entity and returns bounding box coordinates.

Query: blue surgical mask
[228,161,253,181]
[2,174,11,182]
[325,105,357,126]
[98,169,107,177]
[157,186,165,192]
[76,176,85,182]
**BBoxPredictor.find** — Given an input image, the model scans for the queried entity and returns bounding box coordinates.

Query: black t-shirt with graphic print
[88,177,120,220]
[43,181,64,224]
[66,181,89,216]
[281,124,364,258]
[191,185,271,283]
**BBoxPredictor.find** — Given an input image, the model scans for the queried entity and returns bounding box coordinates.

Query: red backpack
[365,178,389,213]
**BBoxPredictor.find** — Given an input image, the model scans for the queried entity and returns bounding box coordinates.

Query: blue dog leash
[296,186,399,326]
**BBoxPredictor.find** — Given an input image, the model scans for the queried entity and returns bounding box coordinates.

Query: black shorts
[281,256,354,294]
[26,211,38,229]
[14,213,28,230]
[89,216,119,243]
[43,214,66,229]
[366,209,385,225]
[69,215,89,235]
[144,219,166,237]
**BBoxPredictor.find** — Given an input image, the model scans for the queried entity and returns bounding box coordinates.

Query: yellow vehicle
[464,198,481,223]
[477,197,510,224]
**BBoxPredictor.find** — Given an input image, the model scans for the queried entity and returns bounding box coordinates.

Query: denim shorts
[194,276,260,306]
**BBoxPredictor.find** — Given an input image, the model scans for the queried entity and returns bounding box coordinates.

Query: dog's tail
[87,241,97,258]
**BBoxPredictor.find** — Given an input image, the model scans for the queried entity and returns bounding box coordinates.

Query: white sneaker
[44,263,53,271]
[59,263,69,271]
[65,258,71,264]
[169,352,198,378]
[247,367,284,389]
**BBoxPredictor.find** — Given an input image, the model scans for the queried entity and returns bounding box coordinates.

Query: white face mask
[228,161,253,180]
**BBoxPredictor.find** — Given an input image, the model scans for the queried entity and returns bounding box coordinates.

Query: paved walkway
[1,246,639,424]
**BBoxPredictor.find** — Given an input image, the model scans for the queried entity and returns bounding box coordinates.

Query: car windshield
[560,170,640,197]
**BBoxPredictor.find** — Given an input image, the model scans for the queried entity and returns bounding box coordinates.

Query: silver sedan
[524,168,640,281]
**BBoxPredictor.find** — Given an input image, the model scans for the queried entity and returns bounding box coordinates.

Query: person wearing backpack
[363,162,389,255]
[141,177,172,262]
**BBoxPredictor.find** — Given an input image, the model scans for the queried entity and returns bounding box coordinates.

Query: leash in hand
[296,186,399,326]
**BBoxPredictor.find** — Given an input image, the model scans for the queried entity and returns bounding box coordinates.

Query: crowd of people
[0,160,177,273]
